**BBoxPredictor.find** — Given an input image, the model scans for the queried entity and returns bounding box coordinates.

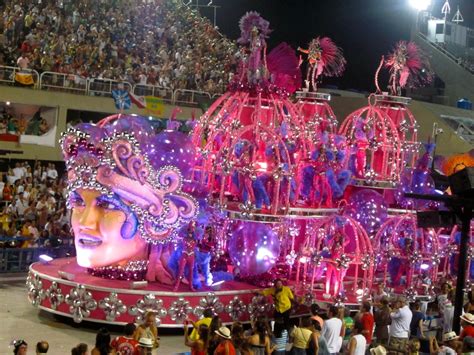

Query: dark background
[201,0,473,92]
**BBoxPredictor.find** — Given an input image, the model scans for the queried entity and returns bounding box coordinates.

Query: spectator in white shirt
[13,162,25,179]
[322,306,343,354]
[17,54,30,69]
[15,192,29,217]
[347,321,366,355]
[388,296,413,353]
[47,163,58,180]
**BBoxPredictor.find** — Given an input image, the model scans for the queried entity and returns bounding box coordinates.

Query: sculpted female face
[70,189,147,268]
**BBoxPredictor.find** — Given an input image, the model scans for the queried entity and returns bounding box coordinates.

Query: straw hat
[138,338,154,348]
[215,326,232,340]
[461,313,474,325]
[370,345,387,355]
[443,331,459,342]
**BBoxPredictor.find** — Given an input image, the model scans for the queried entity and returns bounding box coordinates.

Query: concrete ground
[0,274,189,354]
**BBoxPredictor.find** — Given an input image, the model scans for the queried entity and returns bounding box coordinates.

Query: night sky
[199,0,473,92]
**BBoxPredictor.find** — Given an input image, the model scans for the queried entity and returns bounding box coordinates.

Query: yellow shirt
[262,286,294,313]
[190,317,212,340]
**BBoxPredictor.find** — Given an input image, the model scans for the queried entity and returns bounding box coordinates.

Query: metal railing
[40,71,87,93]
[173,89,211,105]
[0,244,76,273]
[132,84,174,103]
[417,32,474,75]
[0,65,39,88]
[87,78,133,97]
[0,65,216,108]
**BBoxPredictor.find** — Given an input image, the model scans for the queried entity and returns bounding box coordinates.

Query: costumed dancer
[237,11,271,85]
[174,221,198,292]
[298,37,346,91]
[325,230,349,296]
[375,40,433,96]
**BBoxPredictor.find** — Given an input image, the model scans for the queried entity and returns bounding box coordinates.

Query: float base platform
[28,258,264,327]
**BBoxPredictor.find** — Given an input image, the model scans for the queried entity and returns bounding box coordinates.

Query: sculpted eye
[96,196,121,211]
[69,192,85,207]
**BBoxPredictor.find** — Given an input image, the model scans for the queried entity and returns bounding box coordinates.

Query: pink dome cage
[374,95,419,170]
[294,214,374,301]
[339,95,402,186]
[373,213,440,300]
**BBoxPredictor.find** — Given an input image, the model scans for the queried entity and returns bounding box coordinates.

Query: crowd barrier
[0,238,75,273]
[0,66,39,88]
[0,65,216,107]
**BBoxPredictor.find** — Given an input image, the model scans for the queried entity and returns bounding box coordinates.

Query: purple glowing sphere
[344,189,388,238]
[228,221,280,277]
[148,130,196,178]
[395,168,435,209]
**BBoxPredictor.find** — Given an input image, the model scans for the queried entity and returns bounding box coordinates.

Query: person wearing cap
[429,332,460,354]
[36,341,49,354]
[388,296,412,353]
[213,326,236,355]
[261,278,294,332]
[460,313,474,340]
[13,340,28,355]
[134,312,159,349]
[137,338,153,355]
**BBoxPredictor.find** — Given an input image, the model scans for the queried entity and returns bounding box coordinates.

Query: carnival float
[26,12,473,326]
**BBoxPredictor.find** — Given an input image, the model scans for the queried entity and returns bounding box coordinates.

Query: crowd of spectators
[0,0,238,95]
[10,280,474,354]
[0,160,71,248]
[0,107,50,136]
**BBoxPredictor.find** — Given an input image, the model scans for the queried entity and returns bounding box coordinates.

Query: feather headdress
[385,41,433,91]
[313,37,346,78]
[237,11,271,45]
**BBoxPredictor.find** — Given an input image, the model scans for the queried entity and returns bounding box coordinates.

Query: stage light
[420,263,430,270]
[6,101,10,106]
[409,0,431,11]
[39,254,53,264]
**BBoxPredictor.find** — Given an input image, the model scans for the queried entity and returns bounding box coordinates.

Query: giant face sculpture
[61,115,198,272]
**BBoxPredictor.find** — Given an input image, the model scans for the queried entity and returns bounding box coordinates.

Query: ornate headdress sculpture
[61,115,198,245]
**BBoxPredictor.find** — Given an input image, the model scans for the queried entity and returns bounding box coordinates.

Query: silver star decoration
[404,287,418,302]
[248,295,273,320]
[302,292,316,307]
[239,200,256,219]
[285,250,298,266]
[26,273,45,307]
[225,296,247,321]
[99,292,127,322]
[128,294,167,326]
[65,284,98,323]
[194,292,224,317]
[335,254,351,270]
[45,281,64,310]
[168,297,193,323]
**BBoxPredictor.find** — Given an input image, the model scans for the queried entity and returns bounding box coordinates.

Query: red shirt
[361,312,375,344]
[460,325,474,340]
[111,336,139,355]
[214,340,236,355]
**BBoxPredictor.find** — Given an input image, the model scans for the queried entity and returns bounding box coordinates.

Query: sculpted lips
[77,233,103,248]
